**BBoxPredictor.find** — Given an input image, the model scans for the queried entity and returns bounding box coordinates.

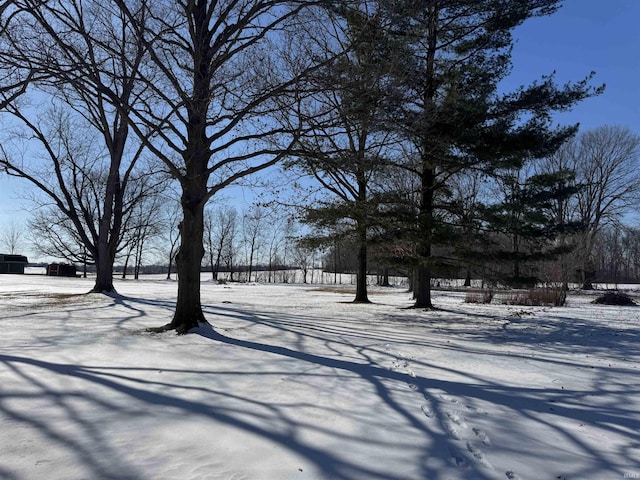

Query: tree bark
[414,264,433,308]
[381,267,390,287]
[354,226,370,303]
[413,165,435,309]
[412,4,438,310]
[173,205,206,332]
[152,188,207,333]
[92,244,116,293]
[91,170,121,293]
[122,253,130,279]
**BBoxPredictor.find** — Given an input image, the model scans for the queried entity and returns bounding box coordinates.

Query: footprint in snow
[442,411,467,440]
[473,427,492,446]
[448,447,468,467]
[466,441,491,467]
[465,404,489,415]
[421,404,434,418]
[445,410,467,428]
[444,418,462,440]
[439,393,460,404]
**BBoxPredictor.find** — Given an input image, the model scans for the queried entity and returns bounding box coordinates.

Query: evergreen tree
[478,168,582,287]
[381,0,602,308]
[291,2,401,303]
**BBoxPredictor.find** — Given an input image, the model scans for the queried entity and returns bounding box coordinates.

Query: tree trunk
[413,166,435,309]
[92,240,115,293]
[152,199,206,334]
[166,260,173,280]
[173,215,206,331]
[122,253,130,279]
[463,269,472,287]
[90,121,128,293]
[248,241,255,282]
[414,264,433,308]
[512,233,521,285]
[151,173,208,332]
[379,267,390,287]
[581,257,595,290]
[413,5,437,310]
[354,226,370,303]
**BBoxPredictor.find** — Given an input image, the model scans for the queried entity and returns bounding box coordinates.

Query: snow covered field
[0,274,638,480]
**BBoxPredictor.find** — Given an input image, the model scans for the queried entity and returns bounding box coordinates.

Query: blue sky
[506,0,640,132]
[1,0,639,257]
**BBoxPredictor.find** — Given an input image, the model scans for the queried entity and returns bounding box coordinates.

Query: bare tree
[0,0,150,293]
[0,220,24,254]
[119,173,169,279]
[2,107,160,284]
[262,209,295,283]
[114,0,320,332]
[241,205,265,282]
[222,215,240,282]
[575,126,640,288]
[545,125,640,288]
[448,170,489,286]
[205,206,238,282]
[293,243,315,284]
[158,200,182,280]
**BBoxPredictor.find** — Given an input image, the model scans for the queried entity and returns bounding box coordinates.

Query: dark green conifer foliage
[478,168,584,287]
[381,0,602,307]
[293,3,400,303]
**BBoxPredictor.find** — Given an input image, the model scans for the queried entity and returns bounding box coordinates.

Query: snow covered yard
[0,275,638,480]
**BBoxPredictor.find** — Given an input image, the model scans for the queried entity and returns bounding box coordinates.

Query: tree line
[0,1,636,334]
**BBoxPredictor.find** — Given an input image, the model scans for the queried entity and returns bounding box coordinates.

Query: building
[46,263,77,277]
[0,254,29,274]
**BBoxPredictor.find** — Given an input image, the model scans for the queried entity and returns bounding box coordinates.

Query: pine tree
[382,0,602,308]
[478,168,583,287]
[291,2,401,303]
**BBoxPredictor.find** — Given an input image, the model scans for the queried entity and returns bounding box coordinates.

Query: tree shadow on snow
[0,295,638,479]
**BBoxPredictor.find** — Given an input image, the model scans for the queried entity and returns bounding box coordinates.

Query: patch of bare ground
[0,292,96,310]
[310,286,398,295]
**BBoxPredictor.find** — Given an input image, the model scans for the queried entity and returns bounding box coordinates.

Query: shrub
[501,287,567,307]
[592,291,636,306]
[530,287,567,307]
[465,289,494,304]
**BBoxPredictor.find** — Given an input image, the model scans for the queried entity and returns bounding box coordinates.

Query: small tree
[160,200,182,280]
[0,220,25,254]
[205,206,238,283]
[293,243,315,284]
[479,167,582,287]
[119,173,169,279]
[242,205,265,283]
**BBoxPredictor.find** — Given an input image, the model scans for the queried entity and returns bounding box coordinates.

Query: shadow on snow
[0,291,638,479]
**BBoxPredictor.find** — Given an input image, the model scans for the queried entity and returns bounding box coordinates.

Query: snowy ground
[0,274,639,480]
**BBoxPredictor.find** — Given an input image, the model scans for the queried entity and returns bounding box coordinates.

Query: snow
[0,274,639,480]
